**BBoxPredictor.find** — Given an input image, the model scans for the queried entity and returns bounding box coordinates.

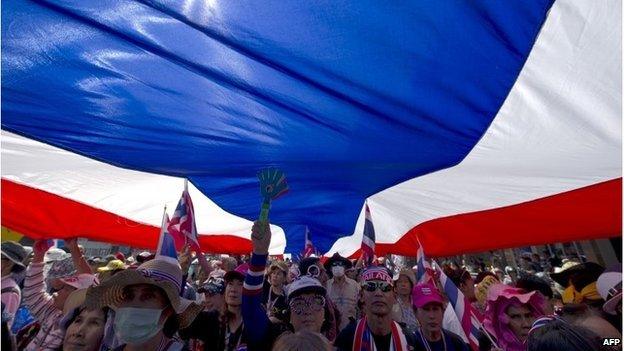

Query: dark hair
[298,258,321,278]
[444,267,471,287]
[162,314,179,338]
[63,306,109,332]
[516,275,554,299]
[527,319,601,351]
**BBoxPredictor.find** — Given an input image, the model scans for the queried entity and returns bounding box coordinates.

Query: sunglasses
[289,295,325,315]
[362,281,393,293]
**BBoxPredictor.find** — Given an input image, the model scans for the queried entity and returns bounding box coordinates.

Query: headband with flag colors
[434,260,486,351]
[156,208,179,266]
[168,180,200,251]
[360,202,376,266]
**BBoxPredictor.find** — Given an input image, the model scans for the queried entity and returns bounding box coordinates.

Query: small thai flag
[156,209,179,265]
[168,180,200,250]
[302,226,318,258]
[434,260,483,351]
[415,239,434,284]
[361,202,376,266]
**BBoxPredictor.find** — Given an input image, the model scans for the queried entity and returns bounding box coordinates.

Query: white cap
[286,275,326,299]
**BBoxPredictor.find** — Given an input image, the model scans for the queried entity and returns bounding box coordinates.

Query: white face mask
[331,266,345,277]
[114,307,165,344]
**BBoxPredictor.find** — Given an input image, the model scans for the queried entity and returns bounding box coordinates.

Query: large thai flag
[1,0,620,256]
[435,261,483,351]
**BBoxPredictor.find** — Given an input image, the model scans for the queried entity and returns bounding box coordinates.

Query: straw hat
[97,259,127,273]
[550,261,604,288]
[85,258,202,328]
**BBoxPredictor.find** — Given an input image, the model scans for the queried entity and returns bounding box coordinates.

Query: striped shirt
[23,262,64,351]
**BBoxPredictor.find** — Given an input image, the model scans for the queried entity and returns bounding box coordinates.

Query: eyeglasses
[362,281,393,293]
[289,295,325,315]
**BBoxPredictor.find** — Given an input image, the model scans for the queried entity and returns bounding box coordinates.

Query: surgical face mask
[114,307,165,344]
[331,266,345,277]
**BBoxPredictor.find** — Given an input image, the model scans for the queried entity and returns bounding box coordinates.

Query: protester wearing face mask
[334,266,417,351]
[22,240,98,351]
[324,253,360,330]
[85,258,202,351]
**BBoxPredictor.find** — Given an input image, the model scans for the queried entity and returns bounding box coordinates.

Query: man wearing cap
[325,253,360,330]
[263,260,288,321]
[335,266,417,351]
[197,277,225,313]
[22,239,98,351]
[1,241,27,328]
[242,221,332,350]
[412,283,469,351]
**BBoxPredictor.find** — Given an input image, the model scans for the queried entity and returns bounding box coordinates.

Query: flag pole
[156,205,167,254]
[477,319,500,349]
[184,178,188,192]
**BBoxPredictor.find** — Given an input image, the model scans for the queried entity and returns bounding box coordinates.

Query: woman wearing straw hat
[85,258,202,351]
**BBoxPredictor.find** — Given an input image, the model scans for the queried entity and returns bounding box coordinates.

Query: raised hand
[33,239,53,263]
[65,238,79,252]
[251,220,271,255]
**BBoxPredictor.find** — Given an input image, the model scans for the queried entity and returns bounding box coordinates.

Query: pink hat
[59,273,99,289]
[224,263,248,282]
[412,283,444,308]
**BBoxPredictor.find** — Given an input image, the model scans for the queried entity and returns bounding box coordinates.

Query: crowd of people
[0,222,621,351]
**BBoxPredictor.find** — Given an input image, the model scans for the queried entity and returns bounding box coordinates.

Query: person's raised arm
[23,240,55,318]
[66,238,92,274]
[242,221,272,346]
